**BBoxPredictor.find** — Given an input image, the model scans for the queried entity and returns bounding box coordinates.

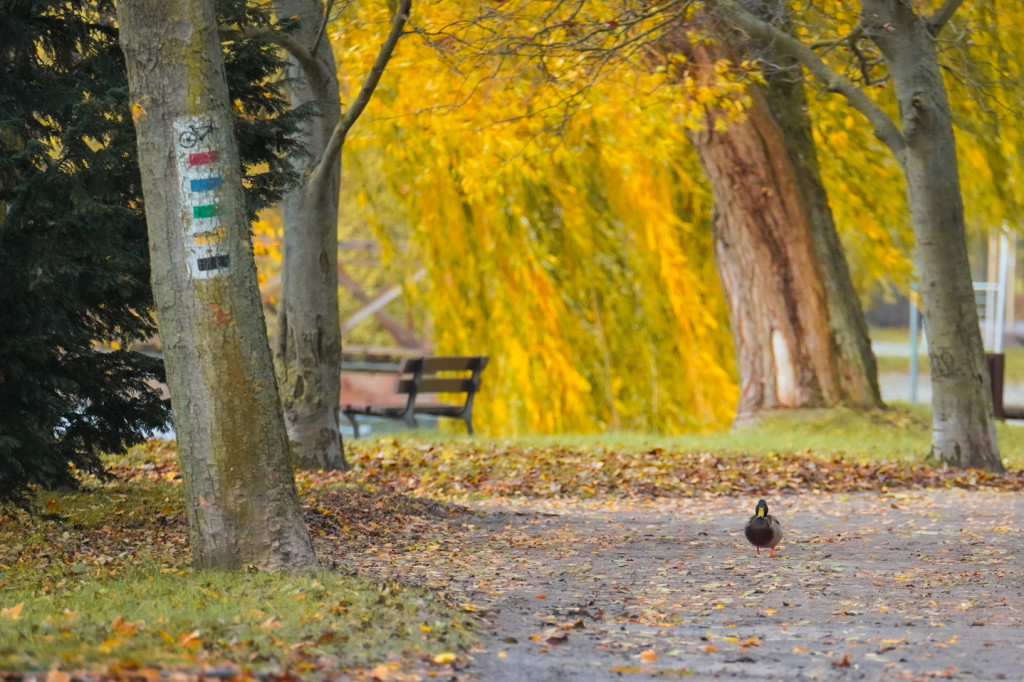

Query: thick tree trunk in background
[696,89,836,423]
[118,0,319,569]
[677,35,881,425]
[861,0,1003,472]
[274,0,347,471]
[759,60,882,410]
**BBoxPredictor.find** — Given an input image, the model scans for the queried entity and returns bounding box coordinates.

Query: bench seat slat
[343,404,410,417]
[413,404,467,418]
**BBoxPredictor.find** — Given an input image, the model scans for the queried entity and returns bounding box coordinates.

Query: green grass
[0,567,470,673]
[0,475,475,674]
[401,404,1024,470]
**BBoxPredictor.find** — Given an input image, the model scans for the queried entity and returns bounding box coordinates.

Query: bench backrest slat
[393,356,488,408]
[396,377,476,394]
[401,356,488,373]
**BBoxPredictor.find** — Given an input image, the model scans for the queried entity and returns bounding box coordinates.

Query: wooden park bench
[342,355,489,438]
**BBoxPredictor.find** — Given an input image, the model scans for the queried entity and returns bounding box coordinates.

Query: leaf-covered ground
[4,435,1024,680]
[381,490,1024,681]
[303,439,1024,680]
[319,438,1024,500]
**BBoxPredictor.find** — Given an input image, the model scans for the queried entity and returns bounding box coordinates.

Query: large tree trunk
[862,0,1003,472]
[759,57,882,410]
[118,0,320,570]
[677,34,881,425]
[274,0,347,471]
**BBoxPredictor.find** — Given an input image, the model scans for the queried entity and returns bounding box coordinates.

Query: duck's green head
[755,499,769,518]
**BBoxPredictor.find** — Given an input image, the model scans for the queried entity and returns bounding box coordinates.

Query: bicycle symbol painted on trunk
[174,115,229,280]
[178,121,215,149]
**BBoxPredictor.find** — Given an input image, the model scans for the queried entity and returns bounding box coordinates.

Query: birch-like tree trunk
[860,0,1002,471]
[272,0,409,468]
[117,0,320,569]
[274,0,347,471]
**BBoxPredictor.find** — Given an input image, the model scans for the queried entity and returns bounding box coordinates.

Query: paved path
[358,491,1024,681]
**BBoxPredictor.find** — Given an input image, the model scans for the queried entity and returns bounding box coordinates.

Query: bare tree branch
[928,0,967,36]
[708,0,906,157]
[311,0,411,183]
[221,25,334,90]
[276,30,327,83]
[310,0,338,55]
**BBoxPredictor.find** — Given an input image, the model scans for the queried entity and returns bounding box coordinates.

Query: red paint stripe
[189,150,219,166]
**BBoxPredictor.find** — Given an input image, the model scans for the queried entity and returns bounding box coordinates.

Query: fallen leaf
[112,615,143,637]
[640,649,658,663]
[1,603,24,620]
[177,630,201,649]
[832,652,851,668]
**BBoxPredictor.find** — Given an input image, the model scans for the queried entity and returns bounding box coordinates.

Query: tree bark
[274,0,347,471]
[118,0,320,569]
[861,0,1003,472]
[759,56,882,410]
[673,32,881,425]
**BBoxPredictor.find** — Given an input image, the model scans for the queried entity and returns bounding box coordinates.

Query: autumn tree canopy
[334,0,742,435]
[327,0,1022,453]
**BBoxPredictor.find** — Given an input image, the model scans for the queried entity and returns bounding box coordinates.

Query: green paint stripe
[193,204,219,219]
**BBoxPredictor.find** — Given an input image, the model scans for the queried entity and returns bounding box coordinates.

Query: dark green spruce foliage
[0,0,310,505]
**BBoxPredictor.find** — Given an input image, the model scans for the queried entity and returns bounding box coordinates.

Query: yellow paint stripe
[194,229,226,245]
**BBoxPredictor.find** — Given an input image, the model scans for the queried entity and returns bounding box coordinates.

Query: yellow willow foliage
[809,98,914,300]
[331,1,738,434]
[945,0,1024,234]
[786,1,914,300]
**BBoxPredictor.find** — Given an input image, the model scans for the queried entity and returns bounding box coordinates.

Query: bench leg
[464,414,473,435]
[344,412,361,439]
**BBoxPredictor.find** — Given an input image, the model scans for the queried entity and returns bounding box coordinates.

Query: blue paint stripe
[190,177,223,192]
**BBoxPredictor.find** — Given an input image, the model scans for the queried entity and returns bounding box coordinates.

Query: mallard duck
[744,499,783,557]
